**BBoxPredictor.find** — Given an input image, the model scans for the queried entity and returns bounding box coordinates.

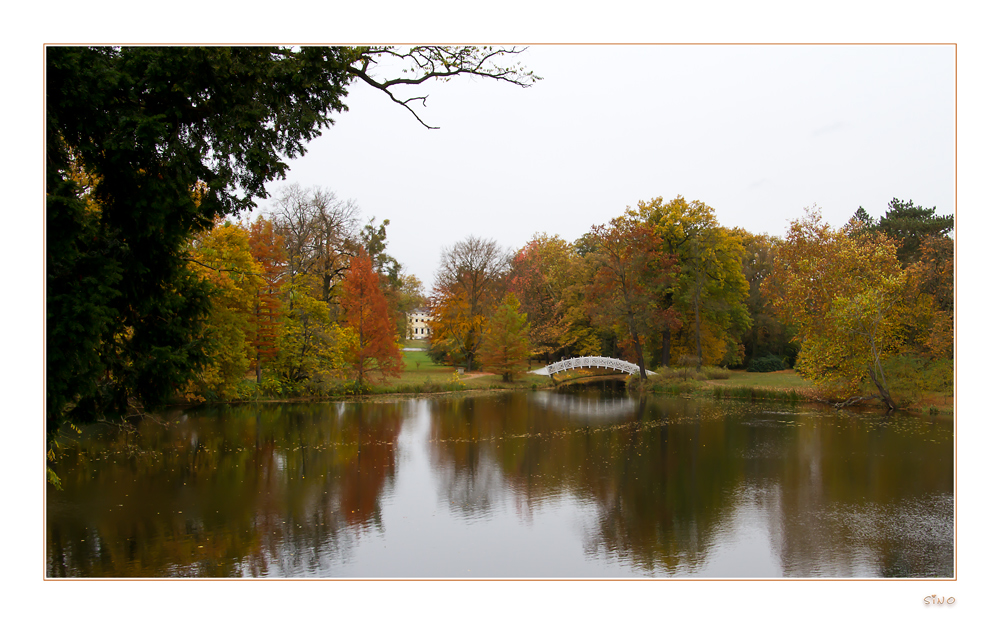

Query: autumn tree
[182,221,264,400]
[906,236,954,358]
[341,251,404,385]
[508,234,579,362]
[632,196,750,368]
[274,275,350,384]
[360,217,403,284]
[676,226,750,369]
[869,198,954,267]
[429,236,509,371]
[764,208,910,409]
[359,217,422,340]
[732,229,798,367]
[270,183,359,305]
[247,216,287,383]
[480,294,533,382]
[584,216,675,380]
[849,198,954,362]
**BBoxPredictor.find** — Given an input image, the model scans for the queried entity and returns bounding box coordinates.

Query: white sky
[260,44,955,292]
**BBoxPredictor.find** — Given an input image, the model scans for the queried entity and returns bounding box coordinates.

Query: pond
[46,387,954,578]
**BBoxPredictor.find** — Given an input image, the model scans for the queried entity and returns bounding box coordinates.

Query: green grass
[710,385,806,402]
[370,345,541,394]
[706,369,817,390]
[638,367,818,402]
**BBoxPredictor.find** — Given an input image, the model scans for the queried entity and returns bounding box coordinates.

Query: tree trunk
[628,311,647,380]
[661,330,671,368]
[693,290,703,371]
[867,364,896,411]
[357,314,365,386]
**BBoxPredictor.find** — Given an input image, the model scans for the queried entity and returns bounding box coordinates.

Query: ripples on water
[46,390,953,578]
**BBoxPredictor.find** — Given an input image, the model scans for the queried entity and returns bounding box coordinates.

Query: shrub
[258,376,284,397]
[880,354,954,406]
[675,355,702,368]
[702,366,731,380]
[654,366,704,381]
[234,380,260,401]
[746,354,786,372]
[427,342,451,365]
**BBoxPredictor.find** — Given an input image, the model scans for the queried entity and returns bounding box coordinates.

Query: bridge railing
[543,356,641,376]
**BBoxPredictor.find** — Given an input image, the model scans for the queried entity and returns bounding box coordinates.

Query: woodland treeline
[426,195,954,412]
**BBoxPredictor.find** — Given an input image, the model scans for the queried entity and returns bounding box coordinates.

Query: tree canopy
[632,196,749,368]
[860,198,954,266]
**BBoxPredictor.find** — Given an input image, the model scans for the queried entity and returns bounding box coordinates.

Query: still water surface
[47,386,953,577]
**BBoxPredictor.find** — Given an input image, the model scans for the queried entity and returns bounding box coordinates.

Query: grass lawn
[374,346,542,393]
[705,369,818,391]
[698,368,951,414]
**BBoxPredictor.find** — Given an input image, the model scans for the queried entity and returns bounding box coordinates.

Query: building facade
[407,308,432,340]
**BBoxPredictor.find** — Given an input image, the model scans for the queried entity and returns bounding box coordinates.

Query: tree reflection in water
[47,391,953,577]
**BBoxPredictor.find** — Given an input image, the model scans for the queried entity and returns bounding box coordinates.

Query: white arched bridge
[528,356,656,377]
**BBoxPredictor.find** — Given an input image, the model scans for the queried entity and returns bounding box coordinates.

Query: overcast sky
[258,44,955,292]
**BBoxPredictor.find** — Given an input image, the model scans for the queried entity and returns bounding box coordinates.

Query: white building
[407,308,432,339]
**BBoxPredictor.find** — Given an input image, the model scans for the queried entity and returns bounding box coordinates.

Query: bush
[258,376,284,397]
[675,355,702,368]
[881,354,954,406]
[746,354,786,372]
[234,380,260,401]
[427,342,451,365]
[702,366,731,380]
[654,366,704,381]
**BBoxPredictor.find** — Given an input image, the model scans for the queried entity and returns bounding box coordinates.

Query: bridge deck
[528,356,655,377]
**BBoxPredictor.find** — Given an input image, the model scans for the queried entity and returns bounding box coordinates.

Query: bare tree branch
[346,46,541,130]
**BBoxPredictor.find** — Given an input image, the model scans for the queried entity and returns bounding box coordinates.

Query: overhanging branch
[347,46,541,130]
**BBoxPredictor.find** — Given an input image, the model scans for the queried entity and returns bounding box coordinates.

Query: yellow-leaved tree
[183,220,264,401]
[632,196,750,369]
[764,208,909,409]
[273,273,350,387]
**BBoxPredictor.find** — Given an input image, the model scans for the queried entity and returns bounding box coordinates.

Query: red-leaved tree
[341,251,404,385]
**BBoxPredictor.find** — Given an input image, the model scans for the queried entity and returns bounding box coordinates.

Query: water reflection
[531,385,637,420]
[47,392,953,577]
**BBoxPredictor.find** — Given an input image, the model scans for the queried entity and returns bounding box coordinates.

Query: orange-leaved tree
[341,251,403,386]
[480,293,533,382]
